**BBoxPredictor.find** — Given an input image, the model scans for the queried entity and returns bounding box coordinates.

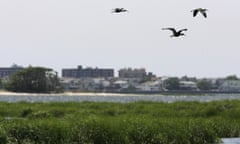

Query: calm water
[221,138,240,144]
[1,93,240,103]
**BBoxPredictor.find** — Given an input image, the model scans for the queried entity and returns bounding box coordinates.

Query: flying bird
[191,8,208,18]
[112,8,128,13]
[162,28,188,37]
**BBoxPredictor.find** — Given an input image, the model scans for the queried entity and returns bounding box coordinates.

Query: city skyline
[1,0,240,78]
[0,64,239,79]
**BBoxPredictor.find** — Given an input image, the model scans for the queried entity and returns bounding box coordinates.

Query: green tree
[6,67,63,93]
[225,75,238,80]
[181,75,197,82]
[0,78,2,89]
[197,79,212,91]
[164,77,180,90]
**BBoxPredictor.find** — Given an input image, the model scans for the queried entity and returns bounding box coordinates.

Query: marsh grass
[0,101,240,143]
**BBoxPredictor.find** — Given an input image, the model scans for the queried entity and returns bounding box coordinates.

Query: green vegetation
[5,67,63,93]
[0,101,240,143]
[225,75,239,80]
[164,77,180,90]
[197,79,212,91]
[0,78,2,89]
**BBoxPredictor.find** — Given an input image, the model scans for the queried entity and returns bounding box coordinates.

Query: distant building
[113,80,129,89]
[179,81,198,90]
[218,80,240,92]
[136,80,163,91]
[118,68,147,79]
[62,65,114,78]
[0,64,24,79]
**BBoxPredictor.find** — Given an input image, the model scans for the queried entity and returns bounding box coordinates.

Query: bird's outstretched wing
[192,9,199,17]
[200,11,207,18]
[179,29,188,33]
[162,28,177,35]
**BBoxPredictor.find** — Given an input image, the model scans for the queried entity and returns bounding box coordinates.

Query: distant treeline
[1,67,63,93]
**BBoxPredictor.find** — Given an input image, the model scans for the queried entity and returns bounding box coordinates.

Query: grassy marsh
[0,101,240,143]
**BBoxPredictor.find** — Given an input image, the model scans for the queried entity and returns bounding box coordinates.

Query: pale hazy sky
[0,0,240,78]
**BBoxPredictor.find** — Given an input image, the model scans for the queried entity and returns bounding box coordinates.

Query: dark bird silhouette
[112,8,128,13]
[191,8,208,18]
[162,28,188,37]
